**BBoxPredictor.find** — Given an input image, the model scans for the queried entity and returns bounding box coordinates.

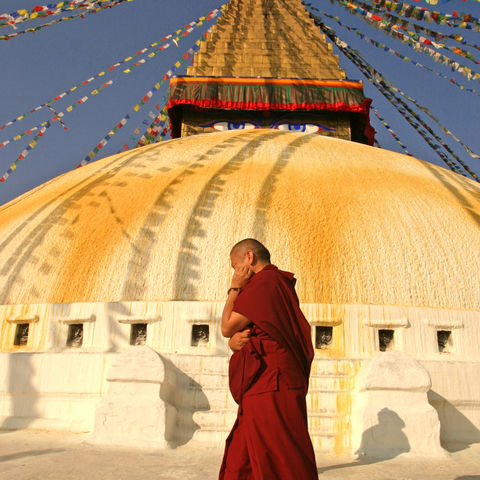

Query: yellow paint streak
[0,130,478,309]
[333,360,363,456]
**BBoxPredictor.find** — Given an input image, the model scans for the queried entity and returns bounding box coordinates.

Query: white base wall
[0,352,109,432]
[0,352,479,454]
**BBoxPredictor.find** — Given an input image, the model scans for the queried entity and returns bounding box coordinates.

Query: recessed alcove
[66,324,83,347]
[117,316,160,348]
[7,315,39,347]
[130,323,147,346]
[379,329,394,352]
[437,330,452,353]
[14,323,29,346]
[191,324,210,347]
[58,315,95,349]
[309,317,342,353]
[315,326,333,349]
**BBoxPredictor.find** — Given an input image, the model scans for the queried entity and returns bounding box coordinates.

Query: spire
[167,0,375,144]
[188,0,346,79]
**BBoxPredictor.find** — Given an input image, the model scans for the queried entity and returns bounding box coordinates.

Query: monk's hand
[230,265,253,289]
[228,329,251,352]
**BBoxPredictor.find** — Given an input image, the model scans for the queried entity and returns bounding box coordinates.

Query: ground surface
[0,431,479,480]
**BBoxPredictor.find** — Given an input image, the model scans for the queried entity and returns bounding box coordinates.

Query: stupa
[0,0,479,456]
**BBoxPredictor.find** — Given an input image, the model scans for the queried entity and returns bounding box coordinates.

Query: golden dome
[0,129,479,309]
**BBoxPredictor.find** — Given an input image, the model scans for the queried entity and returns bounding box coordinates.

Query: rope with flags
[365,0,480,29]
[305,3,480,95]
[324,0,480,81]
[0,123,51,183]
[0,7,223,132]
[309,12,478,180]
[0,0,135,40]
[0,7,224,183]
[77,26,217,167]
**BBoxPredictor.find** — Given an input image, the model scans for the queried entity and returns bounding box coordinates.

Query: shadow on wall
[355,408,410,457]
[160,355,210,448]
[0,353,39,431]
[428,391,480,453]
[317,408,410,475]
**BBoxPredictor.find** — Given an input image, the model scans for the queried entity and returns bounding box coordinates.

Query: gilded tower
[167,0,374,144]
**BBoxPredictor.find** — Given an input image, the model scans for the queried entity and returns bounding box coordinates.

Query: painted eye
[207,121,257,131]
[209,122,229,131]
[227,122,256,130]
[273,123,335,134]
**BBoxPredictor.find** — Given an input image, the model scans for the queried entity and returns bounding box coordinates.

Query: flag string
[364,0,480,30]
[311,13,478,180]
[0,123,51,183]
[372,107,413,155]
[305,3,480,96]
[322,0,480,81]
[0,7,224,182]
[77,26,217,168]
[0,0,130,29]
[0,6,224,132]
[0,0,135,40]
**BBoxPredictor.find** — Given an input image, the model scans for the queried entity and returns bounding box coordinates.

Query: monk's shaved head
[231,238,271,264]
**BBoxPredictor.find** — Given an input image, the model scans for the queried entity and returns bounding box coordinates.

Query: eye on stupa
[166,0,374,144]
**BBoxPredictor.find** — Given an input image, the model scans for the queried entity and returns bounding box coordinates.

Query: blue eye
[273,123,335,134]
[199,121,258,131]
[290,124,306,132]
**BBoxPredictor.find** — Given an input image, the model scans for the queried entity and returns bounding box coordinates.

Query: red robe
[219,265,317,480]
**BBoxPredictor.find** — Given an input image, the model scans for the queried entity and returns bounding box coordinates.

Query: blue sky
[0,0,479,206]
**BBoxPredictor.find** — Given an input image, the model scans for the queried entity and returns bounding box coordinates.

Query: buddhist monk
[219,238,318,480]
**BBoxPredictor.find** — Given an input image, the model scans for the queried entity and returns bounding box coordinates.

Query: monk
[219,238,318,480]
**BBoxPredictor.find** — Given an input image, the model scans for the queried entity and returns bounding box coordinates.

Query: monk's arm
[221,290,251,337]
[228,329,251,351]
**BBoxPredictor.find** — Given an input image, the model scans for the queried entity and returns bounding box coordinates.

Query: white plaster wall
[0,301,479,452]
[1,301,478,361]
[0,352,110,431]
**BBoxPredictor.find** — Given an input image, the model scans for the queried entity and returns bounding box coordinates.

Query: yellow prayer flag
[67,106,73,112]
[89,152,95,159]
[30,141,36,148]
[31,12,38,19]
[71,86,77,91]
[99,71,105,76]
[148,53,155,58]
[92,90,98,95]
[175,61,181,68]
[154,83,161,89]
[134,105,141,112]
[17,116,24,121]
[13,135,21,141]
[125,56,132,62]
[11,165,16,171]
[124,68,131,73]
[18,9,28,15]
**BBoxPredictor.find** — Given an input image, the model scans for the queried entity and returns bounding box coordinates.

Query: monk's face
[230,249,253,274]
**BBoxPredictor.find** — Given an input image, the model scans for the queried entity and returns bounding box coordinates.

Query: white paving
[0,431,479,480]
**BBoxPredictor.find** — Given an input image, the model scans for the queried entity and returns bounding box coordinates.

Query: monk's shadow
[160,356,210,448]
[317,408,410,474]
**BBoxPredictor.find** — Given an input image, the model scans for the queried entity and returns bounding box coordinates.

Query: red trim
[167,98,370,114]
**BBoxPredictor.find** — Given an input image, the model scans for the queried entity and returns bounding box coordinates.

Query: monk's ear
[246,250,255,266]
